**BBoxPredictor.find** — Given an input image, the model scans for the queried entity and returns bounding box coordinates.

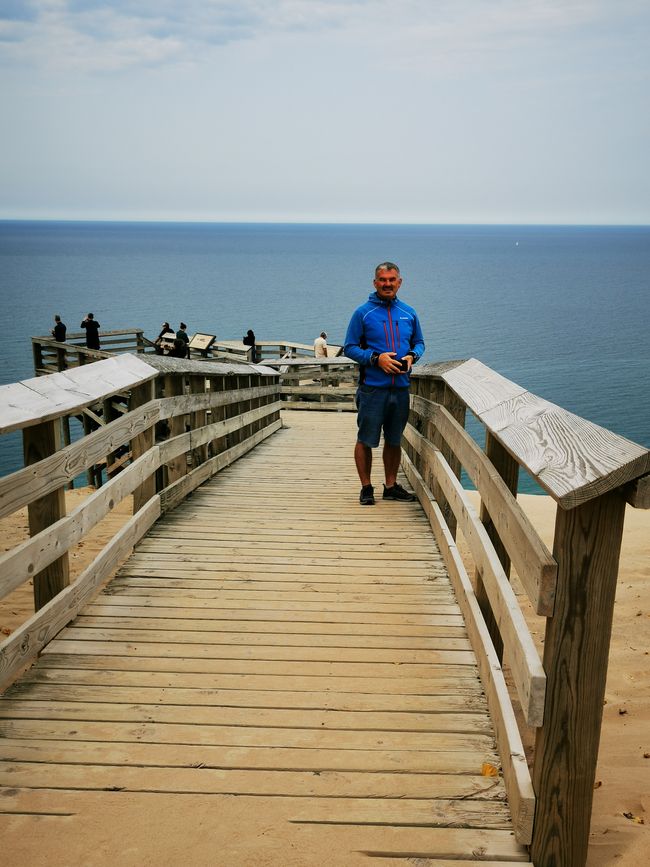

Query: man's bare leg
[383,443,401,488]
[354,441,372,486]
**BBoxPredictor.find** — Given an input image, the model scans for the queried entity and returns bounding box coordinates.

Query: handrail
[407,360,650,865]
[417,357,650,507]
[0,354,281,688]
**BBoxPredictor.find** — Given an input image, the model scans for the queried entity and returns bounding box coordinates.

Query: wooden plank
[36,651,476,680]
[19,663,486,696]
[0,762,510,827]
[66,621,470,647]
[0,699,493,735]
[157,384,279,419]
[46,633,476,666]
[402,451,535,845]
[0,717,495,753]
[3,681,486,713]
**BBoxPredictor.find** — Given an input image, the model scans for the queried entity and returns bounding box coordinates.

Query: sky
[1,0,649,224]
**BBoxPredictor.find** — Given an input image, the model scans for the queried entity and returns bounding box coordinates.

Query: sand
[1,488,648,864]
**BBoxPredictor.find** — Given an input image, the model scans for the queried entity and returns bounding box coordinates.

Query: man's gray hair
[375,261,400,276]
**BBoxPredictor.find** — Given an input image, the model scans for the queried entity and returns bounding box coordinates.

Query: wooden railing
[404,358,650,865]
[260,357,357,410]
[31,332,344,371]
[0,353,281,689]
[32,329,147,373]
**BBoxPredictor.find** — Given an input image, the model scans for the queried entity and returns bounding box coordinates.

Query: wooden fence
[404,358,650,866]
[0,353,281,688]
[31,332,345,371]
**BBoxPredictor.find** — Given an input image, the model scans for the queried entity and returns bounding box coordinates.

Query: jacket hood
[368,291,394,306]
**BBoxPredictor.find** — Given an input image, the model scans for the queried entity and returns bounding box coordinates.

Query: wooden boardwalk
[0,411,529,865]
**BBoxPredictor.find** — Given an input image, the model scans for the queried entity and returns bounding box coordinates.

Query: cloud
[0,0,648,73]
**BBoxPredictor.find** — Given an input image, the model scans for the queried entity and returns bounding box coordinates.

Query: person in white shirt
[314,331,328,358]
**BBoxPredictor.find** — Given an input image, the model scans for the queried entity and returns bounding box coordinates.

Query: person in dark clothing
[243,329,256,362]
[168,338,187,358]
[51,315,66,342]
[154,322,173,354]
[80,313,101,350]
[176,322,190,358]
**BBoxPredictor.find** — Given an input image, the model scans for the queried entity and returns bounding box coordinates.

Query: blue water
[2,221,649,489]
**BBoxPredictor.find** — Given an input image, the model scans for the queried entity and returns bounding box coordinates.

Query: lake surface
[2,221,649,489]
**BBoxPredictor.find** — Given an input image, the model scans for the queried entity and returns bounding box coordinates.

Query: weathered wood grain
[0,354,157,435]
[438,357,650,507]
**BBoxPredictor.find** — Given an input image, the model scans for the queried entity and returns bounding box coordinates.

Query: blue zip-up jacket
[344,292,425,388]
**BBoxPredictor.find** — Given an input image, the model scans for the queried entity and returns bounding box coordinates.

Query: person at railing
[344,261,425,506]
[51,314,66,342]
[176,322,190,358]
[314,331,328,358]
[154,321,172,354]
[80,313,100,350]
[243,328,257,362]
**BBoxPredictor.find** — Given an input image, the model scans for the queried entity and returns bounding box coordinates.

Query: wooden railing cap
[414,357,650,508]
[141,355,278,376]
[0,354,158,436]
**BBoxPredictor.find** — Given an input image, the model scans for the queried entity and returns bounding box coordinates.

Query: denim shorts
[356,385,411,448]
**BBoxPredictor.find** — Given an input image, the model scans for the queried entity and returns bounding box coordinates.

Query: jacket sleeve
[344,309,373,366]
[410,312,425,361]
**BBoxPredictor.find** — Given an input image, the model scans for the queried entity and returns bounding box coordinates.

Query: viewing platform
[1,347,649,865]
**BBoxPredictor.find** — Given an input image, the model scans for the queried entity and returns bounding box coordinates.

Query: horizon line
[1,217,649,229]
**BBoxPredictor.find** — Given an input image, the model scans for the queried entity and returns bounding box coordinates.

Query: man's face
[374,268,402,301]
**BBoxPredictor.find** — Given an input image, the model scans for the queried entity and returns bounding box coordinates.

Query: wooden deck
[0,411,529,865]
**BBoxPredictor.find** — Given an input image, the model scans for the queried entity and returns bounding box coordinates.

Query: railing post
[190,375,208,467]
[130,380,156,512]
[475,431,520,661]
[164,373,186,484]
[32,339,43,374]
[22,420,70,610]
[531,490,627,867]
[410,376,465,538]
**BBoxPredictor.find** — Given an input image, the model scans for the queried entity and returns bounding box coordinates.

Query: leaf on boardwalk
[481,762,498,777]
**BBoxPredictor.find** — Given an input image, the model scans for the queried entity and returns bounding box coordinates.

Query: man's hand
[378,352,412,373]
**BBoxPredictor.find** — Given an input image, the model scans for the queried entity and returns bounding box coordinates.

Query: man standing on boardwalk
[344,262,425,505]
[80,313,100,350]
[51,315,66,342]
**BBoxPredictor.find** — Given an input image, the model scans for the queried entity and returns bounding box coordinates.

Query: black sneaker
[359,484,375,505]
[383,482,416,502]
